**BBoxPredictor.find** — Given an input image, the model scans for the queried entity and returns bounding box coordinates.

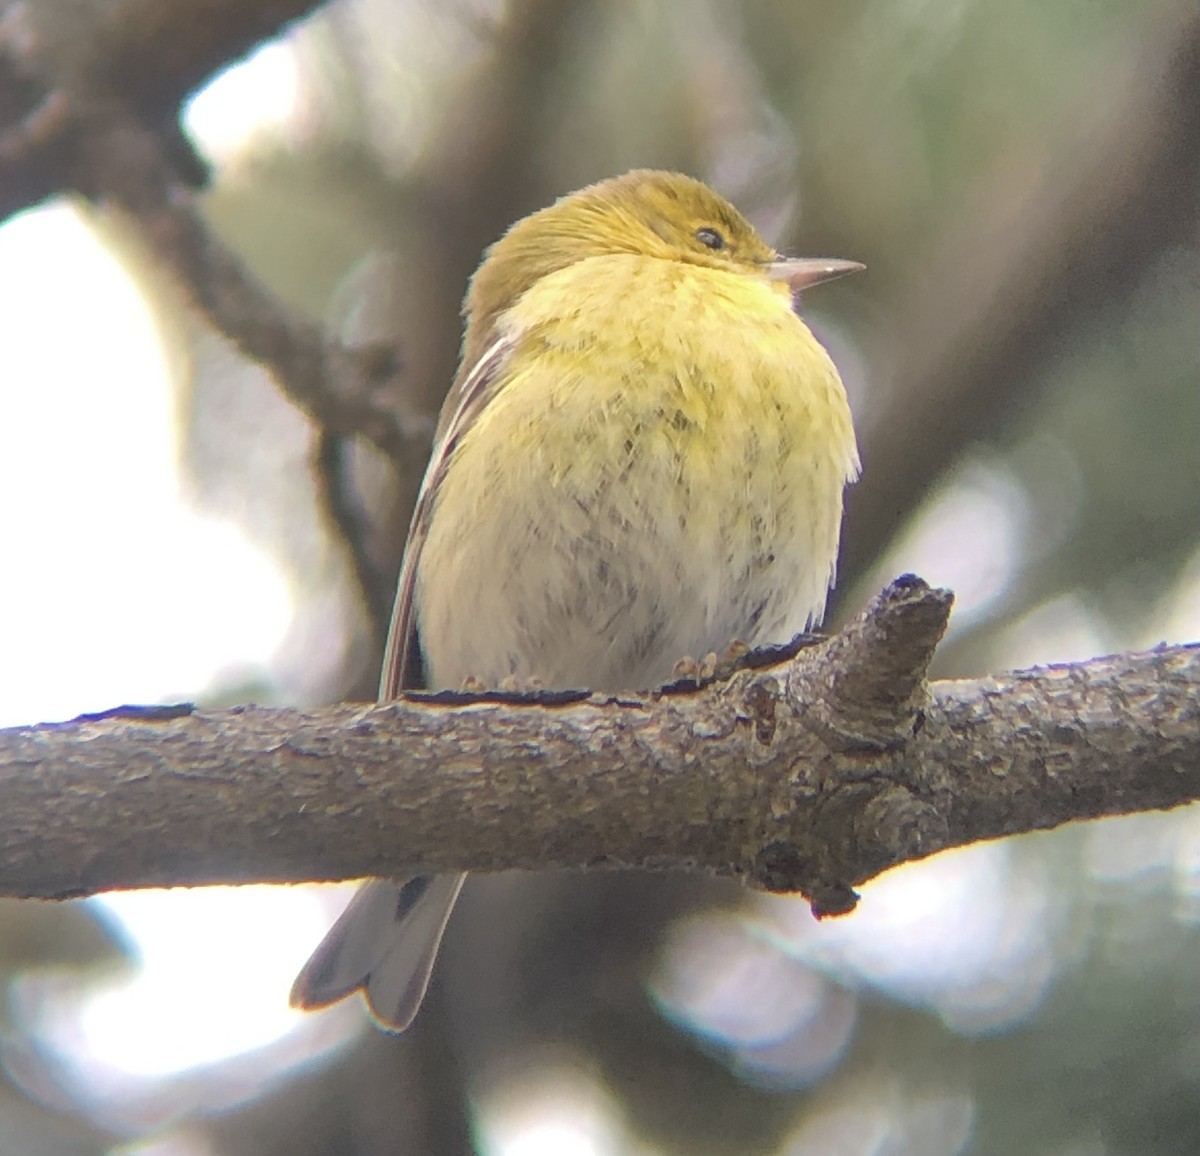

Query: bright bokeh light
[500,1122,613,1156]
[874,459,1029,628]
[651,912,857,1088]
[475,1055,631,1156]
[756,842,1061,1034]
[111,1131,218,1156]
[0,202,293,726]
[654,912,836,1047]
[779,1081,975,1156]
[183,41,301,164]
[78,887,339,1075]
[996,592,1109,669]
[1080,802,1200,924]
[632,839,1057,1045]
[6,885,362,1127]
[1151,542,1200,647]
[650,842,1062,1092]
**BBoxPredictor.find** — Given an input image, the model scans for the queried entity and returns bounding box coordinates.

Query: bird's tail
[290,873,466,1032]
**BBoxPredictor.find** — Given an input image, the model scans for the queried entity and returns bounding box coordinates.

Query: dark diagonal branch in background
[0,0,329,210]
[74,116,427,466]
[0,0,432,629]
[0,0,589,643]
[837,2,1200,591]
[81,109,428,625]
[313,429,393,642]
[2,578,1198,914]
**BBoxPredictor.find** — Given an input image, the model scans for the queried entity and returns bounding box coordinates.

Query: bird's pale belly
[414,389,845,693]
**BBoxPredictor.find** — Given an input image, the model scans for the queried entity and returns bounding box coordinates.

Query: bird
[290,169,861,1031]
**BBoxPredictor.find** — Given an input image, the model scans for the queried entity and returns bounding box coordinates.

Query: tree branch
[4,578,1197,913]
[0,0,330,212]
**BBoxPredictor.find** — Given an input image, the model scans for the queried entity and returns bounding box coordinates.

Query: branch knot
[790,576,953,753]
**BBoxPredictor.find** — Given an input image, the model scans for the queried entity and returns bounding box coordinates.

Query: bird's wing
[292,333,515,1031]
[379,333,515,697]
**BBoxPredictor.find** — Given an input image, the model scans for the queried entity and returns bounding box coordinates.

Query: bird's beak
[767,257,865,292]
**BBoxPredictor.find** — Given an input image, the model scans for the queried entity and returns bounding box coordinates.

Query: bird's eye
[694,227,726,251]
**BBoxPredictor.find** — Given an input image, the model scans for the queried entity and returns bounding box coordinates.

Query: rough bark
[2,578,1196,913]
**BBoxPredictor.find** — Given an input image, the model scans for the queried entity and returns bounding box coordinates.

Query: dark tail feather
[291,873,465,1032]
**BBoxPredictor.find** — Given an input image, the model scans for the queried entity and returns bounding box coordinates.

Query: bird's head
[462,170,861,362]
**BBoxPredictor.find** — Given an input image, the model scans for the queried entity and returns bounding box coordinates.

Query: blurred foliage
[1,0,1197,1153]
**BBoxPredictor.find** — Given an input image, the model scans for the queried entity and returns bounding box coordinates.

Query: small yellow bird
[291,170,861,1030]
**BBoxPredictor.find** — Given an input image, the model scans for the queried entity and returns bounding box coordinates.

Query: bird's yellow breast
[416,253,859,691]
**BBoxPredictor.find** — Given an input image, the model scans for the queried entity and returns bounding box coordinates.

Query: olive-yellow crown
[462,170,777,369]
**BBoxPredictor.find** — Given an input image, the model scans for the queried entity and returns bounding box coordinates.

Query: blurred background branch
[837,1,1200,594]
[0,0,426,645]
[0,0,326,209]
